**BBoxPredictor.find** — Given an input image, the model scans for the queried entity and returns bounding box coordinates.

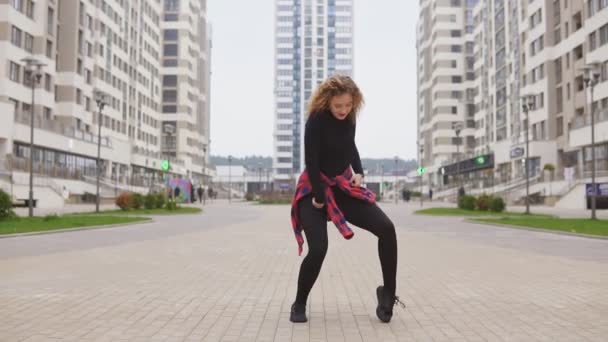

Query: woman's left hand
[350,173,363,187]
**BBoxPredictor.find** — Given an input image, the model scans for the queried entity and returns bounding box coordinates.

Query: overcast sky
[208,0,419,160]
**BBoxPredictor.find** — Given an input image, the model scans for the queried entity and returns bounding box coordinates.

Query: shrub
[165,199,178,211]
[489,196,506,212]
[155,193,166,209]
[132,193,144,210]
[43,213,60,221]
[258,191,292,204]
[0,190,14,219]
[115,192,134,211]
[475,194,492,211]
[144,193,156,209]
[458,195,476,211]
[245,192,255,201]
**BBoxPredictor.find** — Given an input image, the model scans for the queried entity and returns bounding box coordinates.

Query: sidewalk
[1,202,607,341]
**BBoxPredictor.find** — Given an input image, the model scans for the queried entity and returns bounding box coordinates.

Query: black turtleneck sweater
[304,111,364,204]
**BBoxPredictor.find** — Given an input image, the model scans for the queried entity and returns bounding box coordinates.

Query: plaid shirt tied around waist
[290,168,376,255]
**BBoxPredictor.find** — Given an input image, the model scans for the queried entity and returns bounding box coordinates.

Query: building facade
[0,0,211,194]
[417,0,608,195]
[273,0,354,188]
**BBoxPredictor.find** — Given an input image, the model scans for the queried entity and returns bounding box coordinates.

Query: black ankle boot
[290,302,308,323]
[376,286,405,323]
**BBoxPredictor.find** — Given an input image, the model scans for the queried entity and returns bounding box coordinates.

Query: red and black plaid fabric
[290,168,376,255]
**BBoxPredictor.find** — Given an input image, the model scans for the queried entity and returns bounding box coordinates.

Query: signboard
[510,147,524,159]
[586,183,608,197]
[279,183,290,190]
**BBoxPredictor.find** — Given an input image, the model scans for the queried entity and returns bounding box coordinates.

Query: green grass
[77,207,202,216]
[0,215,150,235]
[415,207,551,218]
[256,199,292,205]
[473,217,608,237]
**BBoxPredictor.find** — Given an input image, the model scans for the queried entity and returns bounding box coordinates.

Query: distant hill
[210,155,272,170]
[362,158,417,175]
[211,155,416,174]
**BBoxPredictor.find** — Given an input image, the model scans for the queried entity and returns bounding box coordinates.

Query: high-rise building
[0,0,211,200]
[273,0,354,188]
[161,0,211,183]
[417,0,478,188]
[417,0,608,198]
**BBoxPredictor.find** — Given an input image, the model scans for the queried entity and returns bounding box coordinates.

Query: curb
[0,218,153,239]
[466,219,608,240]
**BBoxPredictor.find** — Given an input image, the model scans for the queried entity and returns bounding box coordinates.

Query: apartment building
[417,0,608,193]
[0,0,211,197]
[273,0,354,189]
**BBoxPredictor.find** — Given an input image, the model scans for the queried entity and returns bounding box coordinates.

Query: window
[556,86,563,113]
[574,44,583,60]
[76,89,82,105]
[600,24,608,46]
[46,40,53,58]
[554,28,561,44]
[590,31,597,51]
[555,58,562,83]
[162,105,177,113]
[24,33,33,53]
[557,116,564,136]
[163,44,178,56]
[9,62,20,82]
[164,13,178,21]
[12,0,23,11]
[44,107,52,120]
[26,0,34,18]
[451,45,462,52]
[163,75,177,86]
[164,0,180,12]
[11,26,22,47]
[162,90,177,102]
[44,74,52,91]
[164,29,178,41]
[47,7,54,36]
[529,9,542,29]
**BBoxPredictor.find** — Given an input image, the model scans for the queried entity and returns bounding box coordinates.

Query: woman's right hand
[312,197,325,209]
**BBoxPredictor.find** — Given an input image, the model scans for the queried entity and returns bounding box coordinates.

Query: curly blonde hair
[307,75,364,123]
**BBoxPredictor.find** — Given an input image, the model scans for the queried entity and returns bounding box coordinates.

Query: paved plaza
[1,201,607,341]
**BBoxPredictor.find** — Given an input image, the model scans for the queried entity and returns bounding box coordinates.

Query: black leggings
[295,189,397,305]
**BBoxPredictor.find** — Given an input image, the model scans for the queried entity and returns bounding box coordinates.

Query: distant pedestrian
[197,186,204,204]
[429,189,433,201]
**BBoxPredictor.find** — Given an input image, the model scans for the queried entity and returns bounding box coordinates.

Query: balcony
[570,110,608,147]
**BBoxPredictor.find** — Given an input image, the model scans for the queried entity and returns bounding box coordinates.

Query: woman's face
[329,93,353,121]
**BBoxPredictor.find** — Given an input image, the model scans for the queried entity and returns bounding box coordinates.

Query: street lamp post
[452,122,464,194]
[582,62,602,220]
[94,90,107,213]
[21,57,46,218]
[228,155,232,203]
[419,146,424,208]
[521,94,536,215]
[202,147,207,206]
[394,156,398,204]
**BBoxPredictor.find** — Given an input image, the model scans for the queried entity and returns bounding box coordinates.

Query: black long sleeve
[352,125,363,175]
[304,116,325,204]
[304,111,362,203]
